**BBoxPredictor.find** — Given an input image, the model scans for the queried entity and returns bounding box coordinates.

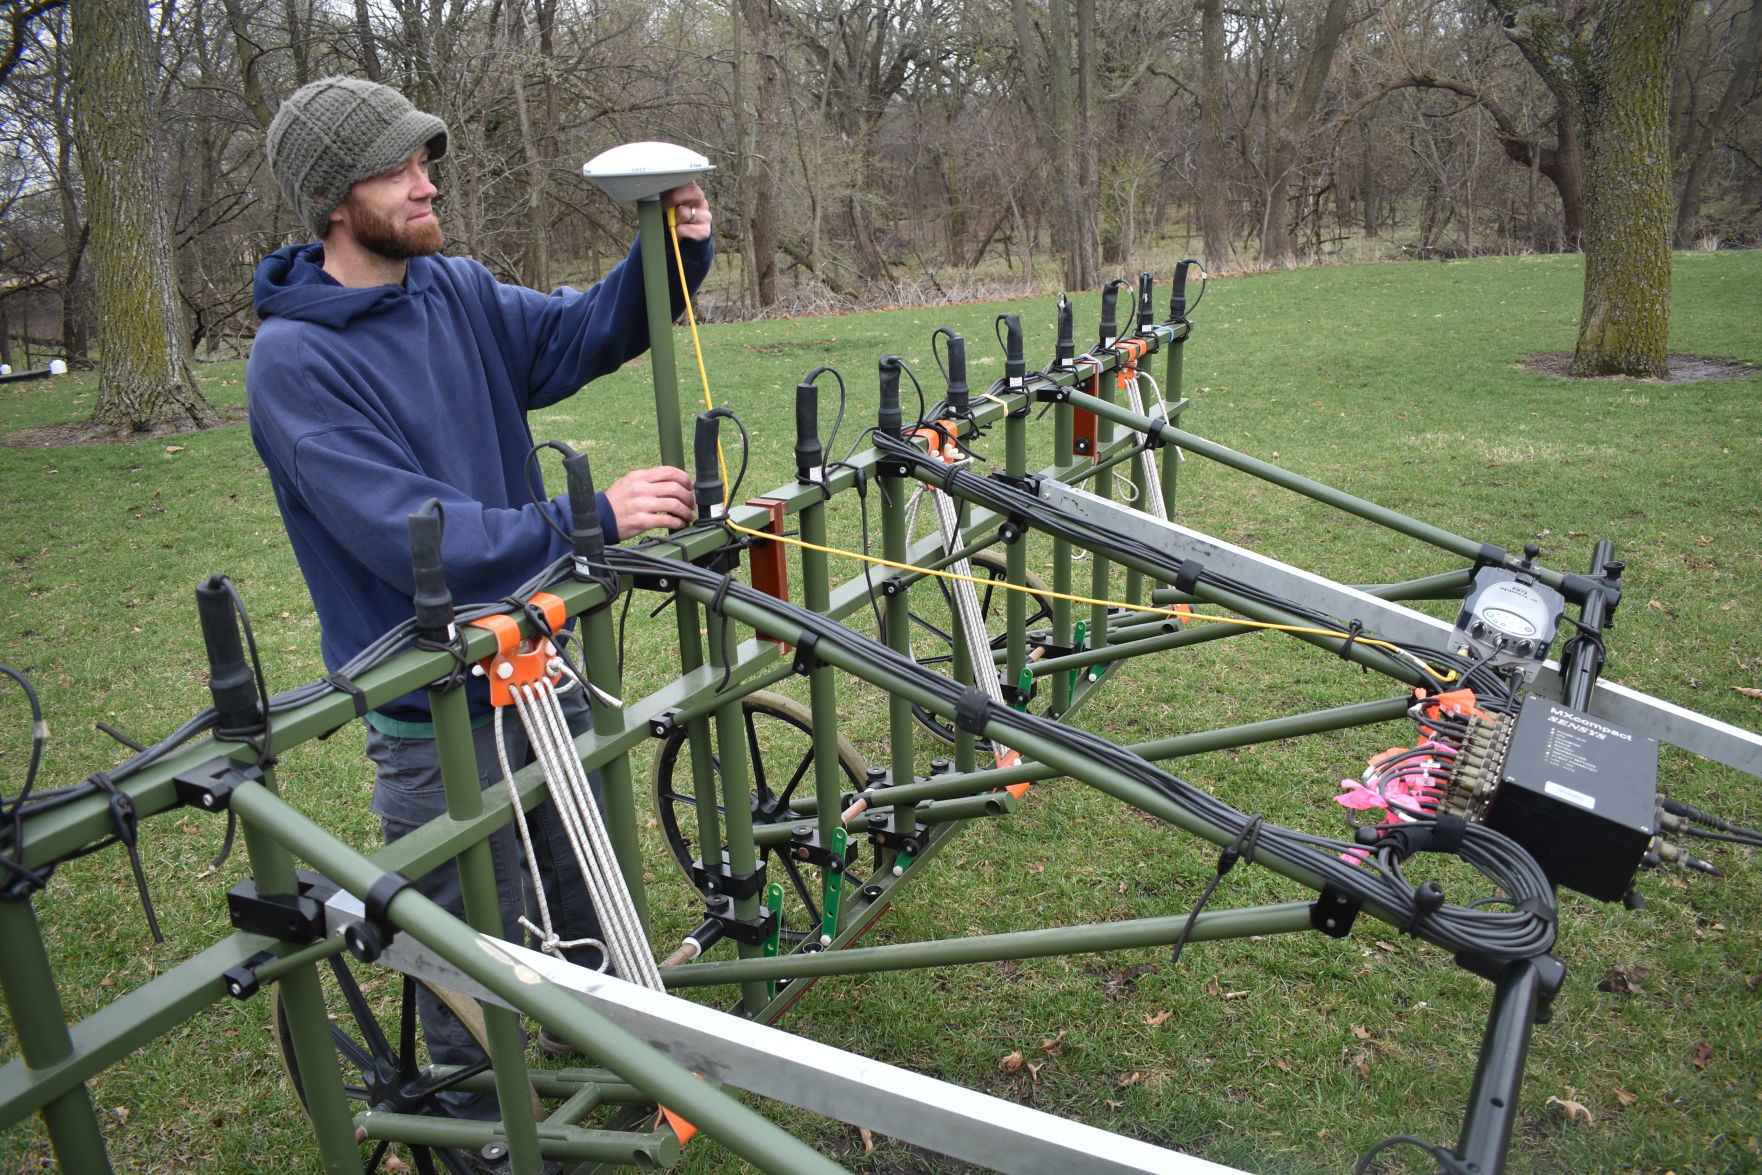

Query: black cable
[1169,815,1265,968]
[1353,1134,1470,1175]
[593,546,1558,964]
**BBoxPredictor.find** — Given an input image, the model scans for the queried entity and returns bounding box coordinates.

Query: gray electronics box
[1487,695,1659,901]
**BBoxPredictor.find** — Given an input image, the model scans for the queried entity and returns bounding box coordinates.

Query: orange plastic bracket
[468,607,561,707]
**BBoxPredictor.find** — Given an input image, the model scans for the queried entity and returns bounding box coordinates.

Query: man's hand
[604,466,694,539]
[662,183,712,242]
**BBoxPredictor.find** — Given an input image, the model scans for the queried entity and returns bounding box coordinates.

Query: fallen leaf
[1375,940,1398,953]
[1101,964,1157,999]
[382,1159,411,1175]
[1613,1087,1638,1107]
[999,1050,1025,1073]
[1352,1025,1373,1040]
[1206,976,1221,998]
[1144,1010,1173,1027]
[1350,1051,1371,1079]
[1690,1042,1714,1069]
[112,1106,129,1125]
[1273,1057,1292,1073]
[1735,687,1762,700]
[1026,862,1045,873]
[859,1127,875,1154]
[163,445,184,454]
[1546,1094,1593,1124]
[1039,1030,1068,1053]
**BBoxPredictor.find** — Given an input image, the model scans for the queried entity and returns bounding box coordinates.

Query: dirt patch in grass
[1517,352,1756,382]
[3,404,247,449]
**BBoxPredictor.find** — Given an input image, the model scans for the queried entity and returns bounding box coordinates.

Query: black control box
[1486,695,1658,901]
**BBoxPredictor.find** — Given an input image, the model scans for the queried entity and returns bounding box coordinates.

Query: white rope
[492,707,600,961]
[1121,368,1168,523]
[512,678,664,991]
[930,486,1004,706]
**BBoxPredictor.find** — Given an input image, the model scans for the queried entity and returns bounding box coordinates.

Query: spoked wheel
[653,690,868,942]
[271,954,538,1174]
[880,548,1054,743]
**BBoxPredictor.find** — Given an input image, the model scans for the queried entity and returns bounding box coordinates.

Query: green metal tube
[0,898,115,1174]
[1088,369,1115,684]
[430,687,544,1172]
[222,780,851,1175]
[706,607,771,1015]
[578,602,648,928]
[1066,390,1562,587]
[754,790,1016,846]
[798,494,846,914]
[637,198,684,469]
[237,764,360,1174]
[666,902,1316,988]
[789,695,1414,814]
[1162,327,1184,519]
[1004,400,1028,702]
[880,442,916,837]
[356,1109,681,1165]
[1051,396,1074,718]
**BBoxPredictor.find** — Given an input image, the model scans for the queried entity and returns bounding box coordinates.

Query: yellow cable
[720,516,1454,685]
[661,207,1450,688]
[666,204,730,505]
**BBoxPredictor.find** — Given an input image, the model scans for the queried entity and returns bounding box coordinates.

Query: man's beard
[347,197,444,261]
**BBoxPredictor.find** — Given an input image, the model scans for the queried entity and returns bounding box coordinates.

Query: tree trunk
[1199,0,1233,267]
[1256,0,1354,268]
[1672,0,1762,246]
[70,0,215,432]
[1572,0,1690,377]
[737,0,782,307]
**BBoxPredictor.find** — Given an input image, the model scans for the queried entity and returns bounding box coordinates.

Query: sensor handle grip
[195,575,263,737]
[407,503,455,643]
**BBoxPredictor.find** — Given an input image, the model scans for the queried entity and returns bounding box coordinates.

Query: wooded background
[2,0,1758,376]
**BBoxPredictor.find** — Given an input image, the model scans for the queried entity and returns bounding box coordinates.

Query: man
[246,76,708,1133]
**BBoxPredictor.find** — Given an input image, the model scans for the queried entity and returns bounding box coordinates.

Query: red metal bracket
[745,497,791,648]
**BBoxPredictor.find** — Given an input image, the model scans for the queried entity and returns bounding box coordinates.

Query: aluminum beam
[1035,479,1762,777]
[325,892,1247,1175]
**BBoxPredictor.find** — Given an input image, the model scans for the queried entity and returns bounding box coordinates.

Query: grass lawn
[2,249,1760,1174]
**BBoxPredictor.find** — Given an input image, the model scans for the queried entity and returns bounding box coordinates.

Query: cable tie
[953,687,992,736]
[324,672,370,720]
[1403,879,1447,936]
[1337,619,1368,671]
[792,630,821,676]
[1173,558,1204,596]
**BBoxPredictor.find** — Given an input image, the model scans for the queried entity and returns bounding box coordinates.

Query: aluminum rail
[325,891,1250,1175]
[1034,478,1762,777]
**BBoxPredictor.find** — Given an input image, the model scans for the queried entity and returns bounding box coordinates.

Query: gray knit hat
[266,76,449,239]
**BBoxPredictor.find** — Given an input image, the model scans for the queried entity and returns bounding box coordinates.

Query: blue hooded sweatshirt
[247,235,711,724]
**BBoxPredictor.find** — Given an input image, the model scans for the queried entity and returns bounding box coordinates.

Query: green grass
[3,250,1761,1174]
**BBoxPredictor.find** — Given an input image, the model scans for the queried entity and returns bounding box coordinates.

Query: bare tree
[69,0,216,431]
[1491,0,1691,377]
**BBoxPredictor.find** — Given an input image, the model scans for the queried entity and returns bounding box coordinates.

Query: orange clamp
[469,604,562,707]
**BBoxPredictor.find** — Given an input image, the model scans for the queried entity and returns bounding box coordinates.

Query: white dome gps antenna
[580,141,713,205]
[579,141,716,469]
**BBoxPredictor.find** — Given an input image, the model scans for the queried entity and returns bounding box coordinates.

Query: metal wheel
[881,548,1054,743]
[271,954,536,1174]
[652,689,868,942]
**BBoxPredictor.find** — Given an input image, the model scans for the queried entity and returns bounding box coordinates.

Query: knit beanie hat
[266,76,449,239]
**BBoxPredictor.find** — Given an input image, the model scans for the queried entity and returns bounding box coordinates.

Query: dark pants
[367,687,605,1119]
